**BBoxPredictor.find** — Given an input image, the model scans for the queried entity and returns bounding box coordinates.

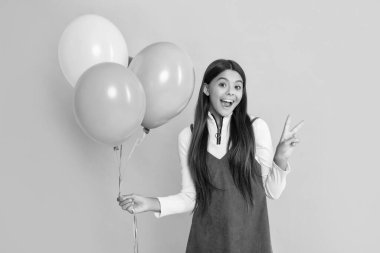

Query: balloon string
[120,130,147,186]
[119,144,123,197]
[127,130,147,161]
[114,128,147,253]
[126,131,146,253]
[133,208,139,253]
[115,129,147,195]
[113,145,123,198]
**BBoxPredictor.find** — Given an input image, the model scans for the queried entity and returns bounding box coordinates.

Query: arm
[118,127,196,217]
[154,127,196,218]
[252,117,291,200]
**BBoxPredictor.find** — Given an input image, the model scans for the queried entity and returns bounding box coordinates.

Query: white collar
[206,111,232,128]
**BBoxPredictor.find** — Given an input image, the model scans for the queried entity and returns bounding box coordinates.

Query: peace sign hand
[274,115,304,170]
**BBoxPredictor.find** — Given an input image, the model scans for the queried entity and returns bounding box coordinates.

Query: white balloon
[58,14,128,87]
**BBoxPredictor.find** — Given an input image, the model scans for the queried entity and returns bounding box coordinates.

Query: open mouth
[220,99,234,107]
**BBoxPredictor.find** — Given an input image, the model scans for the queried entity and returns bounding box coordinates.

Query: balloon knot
[143,127,150,134]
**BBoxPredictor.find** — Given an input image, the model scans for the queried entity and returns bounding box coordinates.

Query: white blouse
[154,112,291,218]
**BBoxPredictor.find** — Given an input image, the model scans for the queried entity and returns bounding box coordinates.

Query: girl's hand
[117,194,161,214]
[274,115,304,169]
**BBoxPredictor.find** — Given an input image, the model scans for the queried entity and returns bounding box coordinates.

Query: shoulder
[248,115,273,147]
[248,114,270,134]
[178,126,192,146]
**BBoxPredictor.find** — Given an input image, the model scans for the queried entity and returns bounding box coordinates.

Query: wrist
[149,197,161,213]
[274,155,288,170]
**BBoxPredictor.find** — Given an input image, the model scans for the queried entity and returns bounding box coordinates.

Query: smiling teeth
[221,99,234,107]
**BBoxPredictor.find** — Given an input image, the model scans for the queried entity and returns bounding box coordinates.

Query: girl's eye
[235,85,242,90]
[219,82,227,87]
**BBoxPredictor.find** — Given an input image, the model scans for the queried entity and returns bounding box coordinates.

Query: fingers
[121,201,135,214]
[118,197,135,214]
[280,115,291,141]
[117,193,138,214]
[119,198,134,206]
[118,194,134,206]
[290,139,300,146]
[290,120,305,134]
[285,136,300,147]
[117,193,135,202]
[280,115,304,142]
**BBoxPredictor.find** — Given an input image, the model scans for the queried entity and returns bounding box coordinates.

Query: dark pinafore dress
[186,118,272,253]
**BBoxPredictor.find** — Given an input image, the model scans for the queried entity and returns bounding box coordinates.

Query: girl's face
[204,69,244,118]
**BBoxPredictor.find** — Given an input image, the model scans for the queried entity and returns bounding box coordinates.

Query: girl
[118,59,303,252]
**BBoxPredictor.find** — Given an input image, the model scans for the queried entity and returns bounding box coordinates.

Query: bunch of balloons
[58,14,195,146]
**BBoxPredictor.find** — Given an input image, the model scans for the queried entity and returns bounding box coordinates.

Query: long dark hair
[188,59,261,215]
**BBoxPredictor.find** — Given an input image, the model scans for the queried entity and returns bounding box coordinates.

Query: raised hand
[274,115,304,169]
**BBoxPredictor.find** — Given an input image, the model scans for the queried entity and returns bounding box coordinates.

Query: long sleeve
[154,127,196,218]
[252,117,291,200]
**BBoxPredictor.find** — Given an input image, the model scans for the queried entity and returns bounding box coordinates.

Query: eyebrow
[216,77,228,82]
[217,77,243,84]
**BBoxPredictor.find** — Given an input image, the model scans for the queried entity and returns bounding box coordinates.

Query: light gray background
[1,0,379,252]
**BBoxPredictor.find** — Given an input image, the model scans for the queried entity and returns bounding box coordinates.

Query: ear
[203,83,209,96]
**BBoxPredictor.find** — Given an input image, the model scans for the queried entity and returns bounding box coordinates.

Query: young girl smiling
[118,59,303,252]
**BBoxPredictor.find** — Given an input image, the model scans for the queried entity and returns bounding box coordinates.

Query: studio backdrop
[0,1,379,253]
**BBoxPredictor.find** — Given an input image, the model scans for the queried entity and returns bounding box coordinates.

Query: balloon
[129,42,195,130]
[59,14,128,87]
[74,63,146,146]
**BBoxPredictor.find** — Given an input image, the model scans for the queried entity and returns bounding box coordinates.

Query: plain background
[1,0,379,252]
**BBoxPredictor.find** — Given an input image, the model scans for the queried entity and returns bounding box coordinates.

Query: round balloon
[59,14,128,87]
[129,42,195,130]
[74,63,146,146]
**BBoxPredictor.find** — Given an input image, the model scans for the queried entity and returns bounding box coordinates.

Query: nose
[226,85,234,96]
